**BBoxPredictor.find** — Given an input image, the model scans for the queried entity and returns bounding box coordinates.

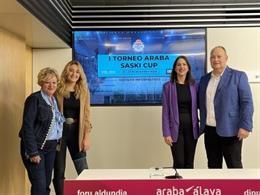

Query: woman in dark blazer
[19,67,64,195]
[162,56,199,168]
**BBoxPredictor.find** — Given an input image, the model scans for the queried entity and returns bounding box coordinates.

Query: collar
[40,90,54,106]
[211,66,226,78]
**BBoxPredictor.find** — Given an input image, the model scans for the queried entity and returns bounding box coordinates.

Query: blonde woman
[19,67,64,195]
[53,60,92,195]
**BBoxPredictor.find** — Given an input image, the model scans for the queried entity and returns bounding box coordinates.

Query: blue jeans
[53,123,88,195]
[20,140,57,195]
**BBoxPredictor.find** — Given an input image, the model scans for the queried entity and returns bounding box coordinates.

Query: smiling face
[41,75,58,97]
[210,47,228,74]
[66,64,80,83]
[174,58,189,77]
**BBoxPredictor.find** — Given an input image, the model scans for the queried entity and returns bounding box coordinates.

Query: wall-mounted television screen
[73,29,206,106]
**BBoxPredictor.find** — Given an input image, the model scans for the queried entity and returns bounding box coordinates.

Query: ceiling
[2,0,260,48]
[0,0,68,48]
[68,0,260,5]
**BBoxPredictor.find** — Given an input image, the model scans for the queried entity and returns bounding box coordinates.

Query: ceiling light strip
[71,2,260,9]
[71,18,260,24]
[49,0,73,27]
[64,0,73,10]
[55,0,73,19]
[70,7,260,13]
[71,12,260,19]
[71,23,260,29]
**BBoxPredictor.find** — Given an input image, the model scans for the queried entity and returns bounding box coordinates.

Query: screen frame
[72,28,207,106]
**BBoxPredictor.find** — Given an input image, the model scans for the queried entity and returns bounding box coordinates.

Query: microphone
[165,168,183,179]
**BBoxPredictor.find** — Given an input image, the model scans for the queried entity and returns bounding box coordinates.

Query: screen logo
[132,38,144,52]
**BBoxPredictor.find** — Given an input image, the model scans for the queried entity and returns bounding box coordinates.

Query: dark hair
[170,55,195,84]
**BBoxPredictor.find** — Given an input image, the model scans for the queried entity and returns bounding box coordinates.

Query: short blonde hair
[37,67,59,86]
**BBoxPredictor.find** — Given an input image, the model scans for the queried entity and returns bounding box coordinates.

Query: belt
[45,139,60,144]
[65,118,78,125]
[43,139,61,151]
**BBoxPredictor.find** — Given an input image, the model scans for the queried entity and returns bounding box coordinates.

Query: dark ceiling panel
[68,0,260,6]
[65,2,260,29]
[17,0,260,47]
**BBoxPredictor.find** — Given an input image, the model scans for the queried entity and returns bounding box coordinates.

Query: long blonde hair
[58,60,88,99]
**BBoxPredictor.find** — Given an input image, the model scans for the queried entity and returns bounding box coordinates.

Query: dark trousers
[171,113,197,168]
[204,125,243,168]
[53,123,88,195]
[20,140,57,195]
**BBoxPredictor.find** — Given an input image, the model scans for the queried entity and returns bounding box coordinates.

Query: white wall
[32,48,72,87]
[88,106,171,169]
[32,28,260,183]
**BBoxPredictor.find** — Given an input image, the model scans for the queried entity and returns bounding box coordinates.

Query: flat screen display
[73,29,206,105]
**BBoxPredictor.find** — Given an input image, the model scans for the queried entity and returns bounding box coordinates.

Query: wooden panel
[0,28,31,195]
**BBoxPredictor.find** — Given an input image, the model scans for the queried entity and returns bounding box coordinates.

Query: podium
[64,169,260,195]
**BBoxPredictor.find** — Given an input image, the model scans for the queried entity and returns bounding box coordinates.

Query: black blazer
[19,91,53,157]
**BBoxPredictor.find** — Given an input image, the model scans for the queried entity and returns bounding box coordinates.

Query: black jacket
[19,91,53,157]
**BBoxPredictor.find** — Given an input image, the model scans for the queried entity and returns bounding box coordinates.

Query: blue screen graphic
[73,29,206,105]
